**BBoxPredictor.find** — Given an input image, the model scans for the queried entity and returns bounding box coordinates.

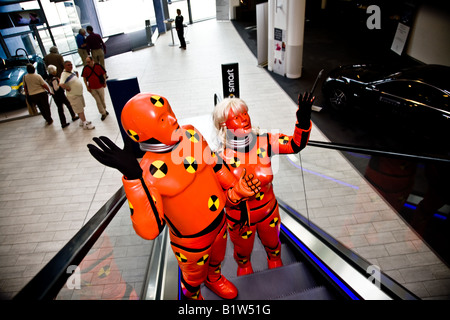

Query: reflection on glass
[272,136,449,299]
[5,1,83,59]
[56,203,154,300]
[4,34,37,57]
[57,234,140,300]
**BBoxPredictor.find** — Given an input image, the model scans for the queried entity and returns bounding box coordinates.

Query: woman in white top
[23,63,53,125]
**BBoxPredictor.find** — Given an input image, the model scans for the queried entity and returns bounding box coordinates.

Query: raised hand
[296,92,315,129]
[87,136,143,179]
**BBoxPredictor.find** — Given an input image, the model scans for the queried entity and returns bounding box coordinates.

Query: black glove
[296,92,315,129]
[87,136,143,180]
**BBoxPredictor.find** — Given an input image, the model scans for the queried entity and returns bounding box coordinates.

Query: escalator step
[273,286,337,300]
[201,262,318,300]
[222,242,299,278]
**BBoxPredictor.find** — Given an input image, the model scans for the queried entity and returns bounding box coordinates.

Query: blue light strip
[403,203,448,220]
[434,213,448,220]
[346,152,371,159]
[287,156,359,190]
[404,203,417,210]
[281,224,360,300]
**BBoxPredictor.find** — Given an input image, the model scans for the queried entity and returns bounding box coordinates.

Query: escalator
[145,198,417,301]
[14,184,417,301]
[201,228,340,300]
[11,91,449,301]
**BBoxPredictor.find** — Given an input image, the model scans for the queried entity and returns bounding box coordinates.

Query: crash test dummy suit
[212,92,314,276]
[88,93,261,300]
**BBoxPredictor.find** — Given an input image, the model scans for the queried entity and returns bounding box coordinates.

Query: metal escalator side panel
[142,228,179,300]
[280,210,392,300]
[161,232,179,300]
[142,229,166,300]
[280,223,360,300]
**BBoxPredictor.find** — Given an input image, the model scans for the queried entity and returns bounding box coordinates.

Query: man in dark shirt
[175,9,186,50]
[85,25,107,68]
[44,46,64,78]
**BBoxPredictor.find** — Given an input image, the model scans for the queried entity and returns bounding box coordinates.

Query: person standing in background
[82,56,109,121]
[47,64,79,128]
[76,28,88,65]
[44,46,64,78]
[175,9,186,50]
[23,63,53,125]
[85,25,107,69]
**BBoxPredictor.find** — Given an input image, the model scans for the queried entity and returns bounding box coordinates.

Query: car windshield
[0,56,30,70]
[376,80,450,112]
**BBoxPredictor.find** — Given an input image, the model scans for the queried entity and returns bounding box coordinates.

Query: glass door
[95,0,156,37]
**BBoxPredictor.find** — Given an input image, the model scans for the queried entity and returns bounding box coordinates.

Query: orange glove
[227,169,261,204]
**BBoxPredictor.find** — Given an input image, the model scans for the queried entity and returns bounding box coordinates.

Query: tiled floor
[0,19,449,300]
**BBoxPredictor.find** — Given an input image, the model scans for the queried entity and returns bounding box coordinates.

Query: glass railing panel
[273,142,450,300]
[55,199,154,300]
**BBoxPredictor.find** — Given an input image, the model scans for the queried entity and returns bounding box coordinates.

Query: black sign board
[274,28,283,41]
[106,77,144,158]
[221,63,239,98]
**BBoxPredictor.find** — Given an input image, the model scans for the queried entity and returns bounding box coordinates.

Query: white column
[268,0,288,75]
[285,0,306,79]
[267,0,306,78]
[267,0,275,72]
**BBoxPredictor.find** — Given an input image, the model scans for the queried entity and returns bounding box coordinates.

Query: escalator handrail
[308,140,450,164]
[13,187,127,300]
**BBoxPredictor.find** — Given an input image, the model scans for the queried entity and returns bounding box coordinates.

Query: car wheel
[328,87,348,110]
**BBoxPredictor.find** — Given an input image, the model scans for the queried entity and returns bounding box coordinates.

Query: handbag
[23,75,38,115]
[26,98,38,115]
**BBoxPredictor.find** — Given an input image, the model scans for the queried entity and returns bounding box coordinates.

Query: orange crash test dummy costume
[87,93,261,300]
[212,92,315,276]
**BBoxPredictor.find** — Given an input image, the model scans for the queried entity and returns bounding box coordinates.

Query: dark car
[322,64,450,135]
[0,49,47,109]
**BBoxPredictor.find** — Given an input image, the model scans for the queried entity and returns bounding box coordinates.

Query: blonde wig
[212,97,258,152]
